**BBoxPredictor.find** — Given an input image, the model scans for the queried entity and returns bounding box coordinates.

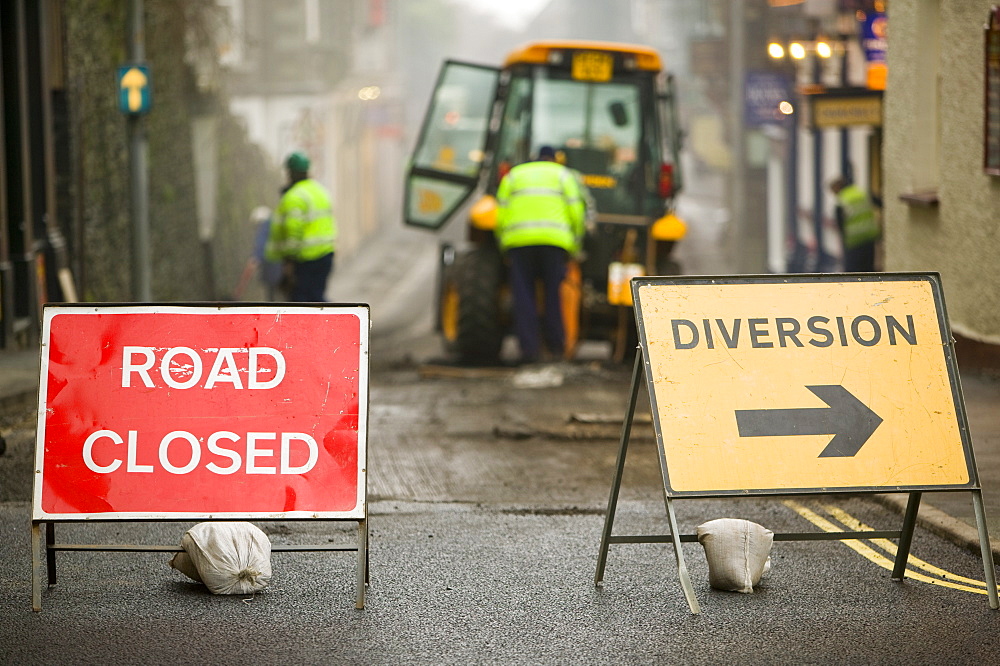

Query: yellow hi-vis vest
[494,161,586,254]
[837,184,880,249]
[265,178,337,262]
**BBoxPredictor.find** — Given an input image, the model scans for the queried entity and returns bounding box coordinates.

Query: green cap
[285,151,310,172]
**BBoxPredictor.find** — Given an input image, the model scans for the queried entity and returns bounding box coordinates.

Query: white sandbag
[168,550,203,582]
[178,521,272,595]
[696,518,773,594]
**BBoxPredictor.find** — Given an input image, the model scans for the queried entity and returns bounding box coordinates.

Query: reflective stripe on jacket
[265,179,337,262]
[494,161,586,254]
[837,184,879,249]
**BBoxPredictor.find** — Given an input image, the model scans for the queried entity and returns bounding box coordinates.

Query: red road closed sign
[32,304,369,520]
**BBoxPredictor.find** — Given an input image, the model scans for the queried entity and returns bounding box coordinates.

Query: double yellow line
[783,499,1000,596]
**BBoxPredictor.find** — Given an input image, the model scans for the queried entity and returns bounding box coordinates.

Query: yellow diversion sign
[632,273,977,496]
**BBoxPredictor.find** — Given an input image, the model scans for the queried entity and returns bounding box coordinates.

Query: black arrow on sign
[735,385,882,458]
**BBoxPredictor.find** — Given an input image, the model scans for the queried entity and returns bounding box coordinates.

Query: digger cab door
[404,60,500,230]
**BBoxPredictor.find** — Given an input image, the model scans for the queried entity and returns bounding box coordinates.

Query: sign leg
[596,352,644,586]
[665,497,700,614]
[891,492,921,580]
[31,522,42,611]
[46,522,57,584]
[355,518,368,610]
[971,490,999,609]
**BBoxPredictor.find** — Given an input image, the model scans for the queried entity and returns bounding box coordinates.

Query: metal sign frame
[31,303,371,610]
[595,273,998,613]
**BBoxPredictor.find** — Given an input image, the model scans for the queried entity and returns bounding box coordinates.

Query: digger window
[414,65,496,176]
[490,66,655,218]
[405,61,500,230]
[493,76,534,177]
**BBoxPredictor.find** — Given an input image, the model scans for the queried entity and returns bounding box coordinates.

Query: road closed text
[78,346,311,475]
[669,314,917,350]
[83,429,318,475]
[122,346,286,389]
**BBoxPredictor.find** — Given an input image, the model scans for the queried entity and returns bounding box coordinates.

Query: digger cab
[404,40,684,231]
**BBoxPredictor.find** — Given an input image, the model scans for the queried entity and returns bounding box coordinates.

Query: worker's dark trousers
[842,242,876,272]
[507,245,567,362]
[291,252,334,302]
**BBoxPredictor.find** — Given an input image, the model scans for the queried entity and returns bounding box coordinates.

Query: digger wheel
[447,247,504,364]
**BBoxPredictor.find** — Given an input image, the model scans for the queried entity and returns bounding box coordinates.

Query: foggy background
[215,0,783,277]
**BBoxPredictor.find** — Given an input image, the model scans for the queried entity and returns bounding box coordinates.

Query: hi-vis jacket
[837,184,880,249]
[265,179,337,262]
[495,161,586,254]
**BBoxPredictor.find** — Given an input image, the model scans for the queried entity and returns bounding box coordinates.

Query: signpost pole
[971,490,999,609]
[651,337,700,613]
[31,522,42,611]
[46,522,56,583]
[595,352,644,586]
[891,492,921,580]
[664,496,700,614]
[127,0,150,301]
[356,518,369,609]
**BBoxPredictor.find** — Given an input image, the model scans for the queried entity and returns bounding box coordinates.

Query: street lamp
[358,86,381,101]
[764,36,847,273]
[769,39,839,62]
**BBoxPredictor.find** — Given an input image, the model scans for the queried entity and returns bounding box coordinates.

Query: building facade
[883,1,1000,370]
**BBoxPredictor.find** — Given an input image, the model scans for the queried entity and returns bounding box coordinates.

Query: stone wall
[63,0,281,302]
